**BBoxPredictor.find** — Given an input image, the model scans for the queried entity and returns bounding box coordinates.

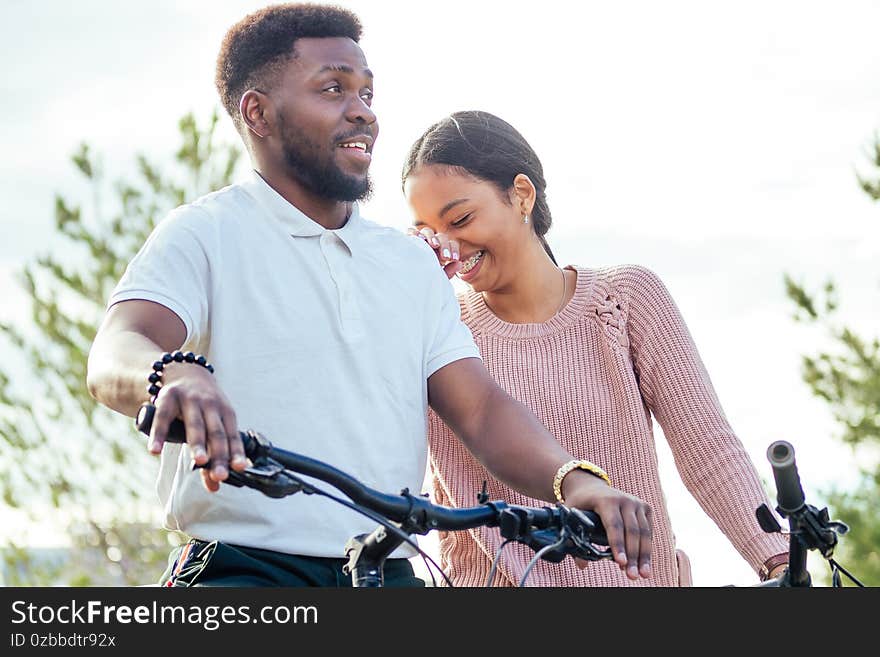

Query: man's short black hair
[215,3,362,131]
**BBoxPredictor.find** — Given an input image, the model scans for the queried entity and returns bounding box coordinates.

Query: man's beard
[279,115,373,203]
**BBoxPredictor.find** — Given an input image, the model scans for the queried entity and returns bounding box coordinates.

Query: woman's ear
[512,173,537,217]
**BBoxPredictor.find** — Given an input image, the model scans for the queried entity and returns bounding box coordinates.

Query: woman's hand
[407,226,462,279]
[768,564,787,579]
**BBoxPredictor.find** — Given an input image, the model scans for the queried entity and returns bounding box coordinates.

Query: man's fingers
[200,468,220,493]
[637,506,653,578]
[598,506,628,570]
[147,412,165,455]
[180,401,209,466]
[149,391,181,455]
[222,407,246,472]
[203,406,230,482]
[622,508,642,580]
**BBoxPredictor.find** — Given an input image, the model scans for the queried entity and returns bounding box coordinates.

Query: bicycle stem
[343,526,406,588]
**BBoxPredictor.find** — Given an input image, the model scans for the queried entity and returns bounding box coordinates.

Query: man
[87,3,653,586]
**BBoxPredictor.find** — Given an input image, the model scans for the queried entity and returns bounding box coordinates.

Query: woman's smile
[457,250,485,280]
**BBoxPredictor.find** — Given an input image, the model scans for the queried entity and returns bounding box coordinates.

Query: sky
[1,0,878,586]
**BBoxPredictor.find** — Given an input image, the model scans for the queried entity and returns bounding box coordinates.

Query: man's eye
[324,84,342,93]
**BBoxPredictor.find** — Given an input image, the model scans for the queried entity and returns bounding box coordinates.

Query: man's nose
[345,94,376,125]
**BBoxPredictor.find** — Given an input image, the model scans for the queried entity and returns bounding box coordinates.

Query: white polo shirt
[109,171,480,557]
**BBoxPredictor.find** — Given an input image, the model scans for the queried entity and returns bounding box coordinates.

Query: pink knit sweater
[427,265,788,586]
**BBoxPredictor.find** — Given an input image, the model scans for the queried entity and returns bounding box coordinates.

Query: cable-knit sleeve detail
[622,266,788,575]
[586,276,630,349]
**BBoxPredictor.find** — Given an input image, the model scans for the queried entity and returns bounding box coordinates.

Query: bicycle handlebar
[757,439,861,587]
[135,403,608,552]
[767,441,806,515]
[136,405,866,587]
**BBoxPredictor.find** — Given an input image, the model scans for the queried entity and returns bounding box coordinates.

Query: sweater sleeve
[622,266,788,575]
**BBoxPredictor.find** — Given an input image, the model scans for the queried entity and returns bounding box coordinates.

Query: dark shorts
[160,539,425,588]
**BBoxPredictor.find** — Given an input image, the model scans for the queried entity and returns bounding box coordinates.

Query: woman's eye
[451,214,472,227]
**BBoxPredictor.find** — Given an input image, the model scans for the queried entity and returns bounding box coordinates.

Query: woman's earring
[523,214,530,224]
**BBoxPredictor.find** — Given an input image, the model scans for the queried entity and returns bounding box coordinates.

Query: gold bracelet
[553,459,611,504]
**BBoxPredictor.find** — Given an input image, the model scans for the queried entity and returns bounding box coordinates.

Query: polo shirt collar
[244,170,365,253]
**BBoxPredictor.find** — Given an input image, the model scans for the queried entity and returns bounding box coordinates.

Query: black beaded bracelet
[148,350,214,402]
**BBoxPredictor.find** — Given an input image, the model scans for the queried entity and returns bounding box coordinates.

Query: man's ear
[512,173,537,216]
[240,89,272,139]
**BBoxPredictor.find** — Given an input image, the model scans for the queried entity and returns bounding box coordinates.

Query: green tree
[784,133,880,586]
[0,111,241,585]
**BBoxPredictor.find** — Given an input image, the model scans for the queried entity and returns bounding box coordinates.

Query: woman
[402,111,789,586]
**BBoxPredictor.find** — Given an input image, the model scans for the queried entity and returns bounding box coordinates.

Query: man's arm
[428,357,653,580]
[87,299,245,491]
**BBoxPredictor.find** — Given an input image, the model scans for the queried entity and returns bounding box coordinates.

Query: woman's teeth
[458,250,484,274]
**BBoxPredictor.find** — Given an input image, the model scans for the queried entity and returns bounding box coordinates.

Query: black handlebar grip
[766,440,805,514]
[135,403,188,443]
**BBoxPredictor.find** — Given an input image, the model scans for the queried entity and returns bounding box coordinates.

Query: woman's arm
[623,266,789,578]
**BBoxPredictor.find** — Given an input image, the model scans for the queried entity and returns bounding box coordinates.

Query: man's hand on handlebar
[148,363,248,492]
[562,470,653,581]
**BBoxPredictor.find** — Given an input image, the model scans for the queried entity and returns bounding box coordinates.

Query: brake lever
[565,507,613,562]
[515,506,613,563]
[192,455,306,499]
[566,534,614,562]
[523,528,571,563]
